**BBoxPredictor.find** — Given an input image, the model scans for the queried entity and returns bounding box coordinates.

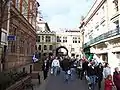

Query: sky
[38,0,95,31]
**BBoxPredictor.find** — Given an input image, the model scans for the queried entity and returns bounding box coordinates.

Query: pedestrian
[42,58,49,80]
[96,63,103,90]
[87,61,97,90]
[61,57,70,82]
[76,59,83,79]
[104,75,114,90]
[51,57,60,76]
[81,60,89,80]
[69,57,76,81]
[103,63,111,79]
[113,67,120,90]
[38,73,41,84]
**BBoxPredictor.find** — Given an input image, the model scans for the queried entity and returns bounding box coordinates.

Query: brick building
[0,0,39,72]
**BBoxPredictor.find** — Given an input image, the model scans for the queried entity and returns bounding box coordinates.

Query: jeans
[64,70,71,82]
[77,68,82,79]
[89,75,97,90]
[53,66,59,76]
[70,68,76,80]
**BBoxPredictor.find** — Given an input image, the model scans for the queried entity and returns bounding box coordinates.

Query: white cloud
[38,0,94,31]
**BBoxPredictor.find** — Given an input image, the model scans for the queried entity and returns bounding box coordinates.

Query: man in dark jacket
[81,60,89,80]
[42,58,49,80]
[87,62,97,90]
[61,58,70,72]
[113,67,120,90]
[96,63,103,90]
[61,57,70,82]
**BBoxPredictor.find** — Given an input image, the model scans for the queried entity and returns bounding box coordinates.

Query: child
[104,75,114,90]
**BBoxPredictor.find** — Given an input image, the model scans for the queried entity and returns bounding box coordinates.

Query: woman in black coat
[42,58,49,80]
[96,63,103,90]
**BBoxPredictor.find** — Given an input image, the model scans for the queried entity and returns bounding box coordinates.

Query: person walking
[81,60,89,80]
[103,63,111,79]
[42,58,49,80]
[96,63,103,90]
[76,59,83,79]
[87,62,97,90]
[113,67,120,90]
[69,57,76,81]
[61,57,71,82]
[51,57,60,76]
[104,75,114,90]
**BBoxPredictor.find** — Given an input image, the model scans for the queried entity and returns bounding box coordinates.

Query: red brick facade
[3,0,38,71]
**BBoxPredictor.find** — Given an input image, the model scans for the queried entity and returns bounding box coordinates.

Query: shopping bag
[86,75,90,81]
[67,70,71,75]
[51,68,53,74]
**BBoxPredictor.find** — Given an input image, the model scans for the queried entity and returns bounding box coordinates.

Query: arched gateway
[56,46,68,56]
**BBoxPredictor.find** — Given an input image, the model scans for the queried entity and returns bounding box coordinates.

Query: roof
[83,0,105,25]
[45,23,50,31]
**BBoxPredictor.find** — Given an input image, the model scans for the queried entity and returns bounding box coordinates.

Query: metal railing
[84,28,120,48]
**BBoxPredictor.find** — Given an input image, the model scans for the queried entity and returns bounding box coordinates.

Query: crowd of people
[42,55,120,90]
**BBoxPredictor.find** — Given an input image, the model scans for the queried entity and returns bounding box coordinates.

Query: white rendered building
[56,29,82,58]
[80,0,120,72]
[36,20,56,60]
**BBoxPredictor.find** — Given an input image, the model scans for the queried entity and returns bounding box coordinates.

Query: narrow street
[30,70,116,90]
[35,71,104,90]
[45,72,88,90]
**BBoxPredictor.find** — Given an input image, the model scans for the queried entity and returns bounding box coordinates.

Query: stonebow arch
[56,46,68,56]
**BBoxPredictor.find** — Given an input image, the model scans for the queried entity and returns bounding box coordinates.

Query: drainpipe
[7,0,11,45]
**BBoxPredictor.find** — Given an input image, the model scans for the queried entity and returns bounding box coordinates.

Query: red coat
[104,79,113,90]
[113,72,120,89]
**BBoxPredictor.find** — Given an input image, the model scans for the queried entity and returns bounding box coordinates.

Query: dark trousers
[98,80,102,90]
[43,70,48,80]
[77,68,82,79]
[81,69,86,80]
[97,77,103,90]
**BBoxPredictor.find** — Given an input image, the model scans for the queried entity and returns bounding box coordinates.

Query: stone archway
[56,46,68,56]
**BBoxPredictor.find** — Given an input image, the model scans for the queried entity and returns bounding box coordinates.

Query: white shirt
[103,67,111,78]
[51,59,60,67]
